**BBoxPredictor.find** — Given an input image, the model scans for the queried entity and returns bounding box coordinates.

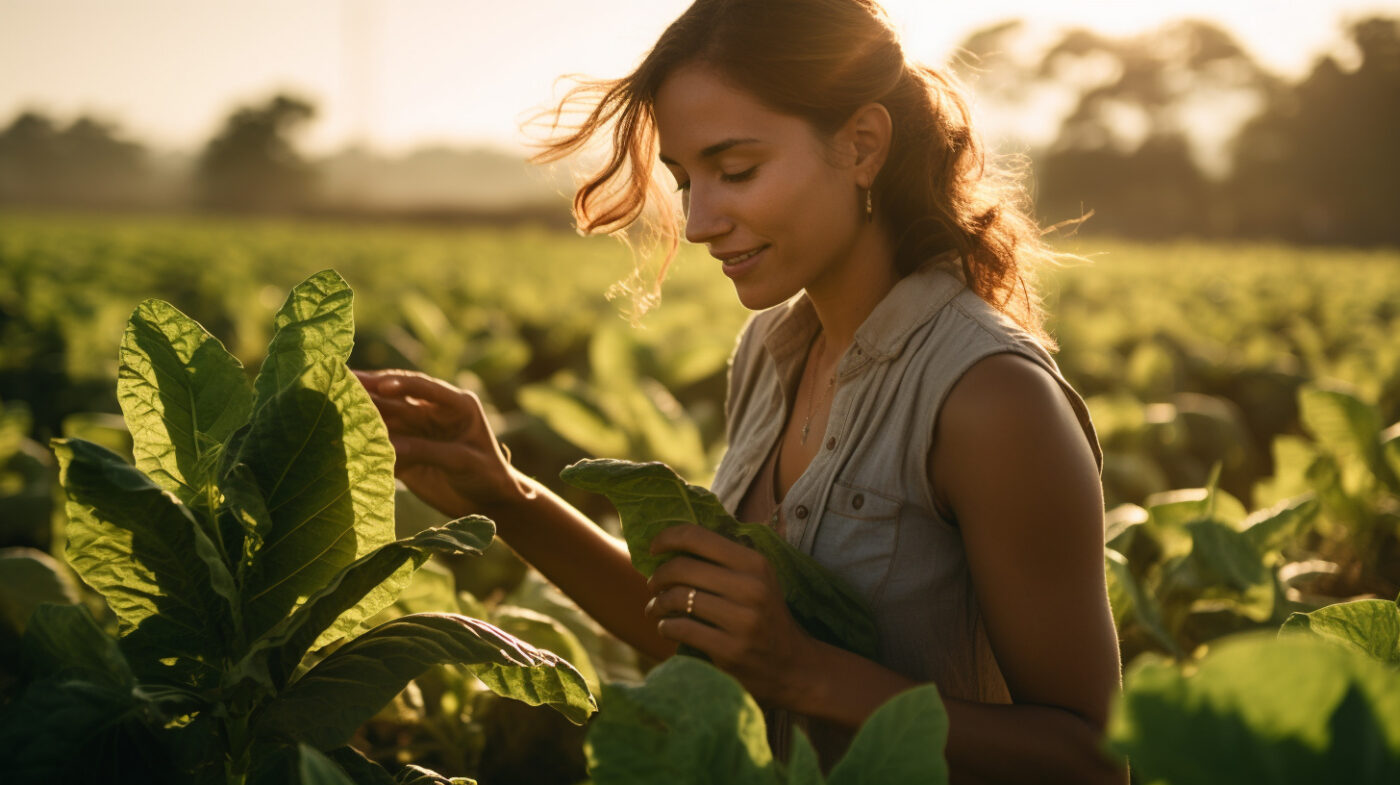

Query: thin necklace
[800,333,836,445]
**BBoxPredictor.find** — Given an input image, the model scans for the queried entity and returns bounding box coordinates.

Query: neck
[804,222,899,359]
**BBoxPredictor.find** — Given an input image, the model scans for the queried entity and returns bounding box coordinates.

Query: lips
[715,245,769,266]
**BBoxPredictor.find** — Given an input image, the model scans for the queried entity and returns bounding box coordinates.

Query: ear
[844,102,892,188]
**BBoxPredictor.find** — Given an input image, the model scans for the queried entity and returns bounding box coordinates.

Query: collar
[759,251,965,381]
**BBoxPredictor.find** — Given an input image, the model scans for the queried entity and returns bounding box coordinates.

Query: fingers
[356,369,493,440]
[649,553,767,607]
[650,524,768,574]
[645,585,755,649]
[390,435,486,472]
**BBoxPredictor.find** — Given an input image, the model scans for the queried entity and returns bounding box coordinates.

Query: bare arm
[481,472,676,661]
[928,352,1124,783]
[355,369,674,661]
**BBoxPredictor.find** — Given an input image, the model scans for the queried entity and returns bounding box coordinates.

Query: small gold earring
[864,189,873,221]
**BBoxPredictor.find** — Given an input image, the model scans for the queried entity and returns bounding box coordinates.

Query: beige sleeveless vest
[709,256,1102,767]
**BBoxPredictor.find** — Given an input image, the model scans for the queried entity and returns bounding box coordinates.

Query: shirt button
[795,505,810,520]
[825,437,836,450]
[852,493,865,510]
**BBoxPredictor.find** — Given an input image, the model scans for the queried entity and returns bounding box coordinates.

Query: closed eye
[721,166,758,183]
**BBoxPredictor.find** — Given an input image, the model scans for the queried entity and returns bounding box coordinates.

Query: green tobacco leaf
[246,742,359,785]
[325,747,397,785]
[246,517,495,688]
[298,744,360,785]
[560,459,879,660]
[117,298,254,510]
[1300,385,1380,455]
[1242,495,1320,555]
[0,677,175,785]
[394,764,478,784]
[628,379,708,480]
[238,358,396,642]
[21,602,132,688]
[54,438,232,685]
[827,684,948,785]
[782,730,825,785]
[253,269,355,407]
[1282,599,1400,666]
[1185,520,1271,594]
[1105,549,1181,657]
[518,384,631,458]
[1383,428,1400,494]
[220,460,273,578]
[584,655,778,785]
[1108,633,1400,784]
[0,547,81,636]
[256,612,596,749]
[1300,385,1393,489]
[493,604,600,695]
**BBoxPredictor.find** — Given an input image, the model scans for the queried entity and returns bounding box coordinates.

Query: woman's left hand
[643,524,816,706]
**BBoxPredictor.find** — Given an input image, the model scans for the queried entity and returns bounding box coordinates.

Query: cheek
[749,163,847,235]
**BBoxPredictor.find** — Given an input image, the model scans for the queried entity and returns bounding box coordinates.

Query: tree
[1033,20,1275,236]
[0,111,147,207]
[195,93,318,212]
[1232,17,1400,244]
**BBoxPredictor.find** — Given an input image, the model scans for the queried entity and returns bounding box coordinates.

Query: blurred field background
[2,2,1398,781]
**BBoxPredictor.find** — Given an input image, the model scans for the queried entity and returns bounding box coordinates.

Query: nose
[682,185,731,245]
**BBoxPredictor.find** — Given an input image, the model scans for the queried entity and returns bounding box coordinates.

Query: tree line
[0,15,1395,244]
[958,15,1400,245]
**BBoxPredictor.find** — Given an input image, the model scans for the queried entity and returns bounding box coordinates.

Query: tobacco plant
[0,271,594,784]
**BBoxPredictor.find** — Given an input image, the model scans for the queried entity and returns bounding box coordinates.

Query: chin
[733,283,797,312]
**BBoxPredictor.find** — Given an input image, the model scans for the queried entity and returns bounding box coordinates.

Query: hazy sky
[1,0,1395,155]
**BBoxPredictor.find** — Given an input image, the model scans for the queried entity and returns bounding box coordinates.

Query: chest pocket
[809,480,902,603]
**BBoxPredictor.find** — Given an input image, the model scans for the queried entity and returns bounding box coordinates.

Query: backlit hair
[533,0,1061,349]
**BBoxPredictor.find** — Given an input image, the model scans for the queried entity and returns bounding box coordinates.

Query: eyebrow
[659,137,762,166]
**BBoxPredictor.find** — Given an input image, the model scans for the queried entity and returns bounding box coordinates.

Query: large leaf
[0,547,81,637]
[1300,385,1394,490]
[1282,598,1400,666]
[1242,495,1321,555]
[493,604,601,695]
[256,612,595,749]
[583,655,778,785]
[826,684,949,785]
[0,676,177,785]
[54,438,232,685]
[560,459,879,659]
[253,269,355,407]
[518,383,631,458]
[1384,426,1400,494]
[1105,549,1182,657]
[238,358,396,641]
[21,602,133,688]
[118,298,254,512]
[243,516,495,689]
[1108,633,1400,784]
[783,730,825,785]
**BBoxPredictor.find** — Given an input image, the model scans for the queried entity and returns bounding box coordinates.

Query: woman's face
[654,63,865,310]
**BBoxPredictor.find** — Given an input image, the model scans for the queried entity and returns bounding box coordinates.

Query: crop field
[1,211,1398,783]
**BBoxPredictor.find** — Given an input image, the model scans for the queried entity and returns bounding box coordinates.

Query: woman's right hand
[354,369,534,519]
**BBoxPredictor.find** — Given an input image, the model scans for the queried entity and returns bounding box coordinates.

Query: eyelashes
[721,166,758,184]
[674,166,759,193]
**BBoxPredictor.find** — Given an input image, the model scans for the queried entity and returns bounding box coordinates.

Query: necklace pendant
[800,422,810,444]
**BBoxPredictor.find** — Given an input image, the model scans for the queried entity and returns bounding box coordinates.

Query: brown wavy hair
[533,0,1061,349]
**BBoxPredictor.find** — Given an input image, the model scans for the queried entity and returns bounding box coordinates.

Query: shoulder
[930,351,1100,522]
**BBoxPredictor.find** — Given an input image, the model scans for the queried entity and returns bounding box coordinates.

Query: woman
[357,0,1124,781]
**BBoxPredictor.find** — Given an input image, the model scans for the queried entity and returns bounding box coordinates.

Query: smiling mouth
[719,245,768,266]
